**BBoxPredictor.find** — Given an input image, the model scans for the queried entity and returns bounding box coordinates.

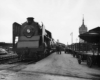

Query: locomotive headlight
[24,25,35,38]
[27,29,31,33]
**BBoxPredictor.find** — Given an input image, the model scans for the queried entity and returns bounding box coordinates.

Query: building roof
[79,27,100,43]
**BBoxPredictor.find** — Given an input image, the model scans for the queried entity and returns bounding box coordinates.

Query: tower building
[79,16,88,43]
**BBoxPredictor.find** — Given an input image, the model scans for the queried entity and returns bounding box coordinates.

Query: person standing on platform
[56,44,61,54]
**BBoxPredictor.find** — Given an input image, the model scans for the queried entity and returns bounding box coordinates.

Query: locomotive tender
[13,17,53,60]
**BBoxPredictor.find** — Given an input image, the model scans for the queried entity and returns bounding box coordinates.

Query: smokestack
[27,17,34,24]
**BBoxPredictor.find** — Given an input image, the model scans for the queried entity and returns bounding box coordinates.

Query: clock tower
[79,16,88,43]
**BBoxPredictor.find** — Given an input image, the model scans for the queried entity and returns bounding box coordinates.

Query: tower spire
[82,14,84,25]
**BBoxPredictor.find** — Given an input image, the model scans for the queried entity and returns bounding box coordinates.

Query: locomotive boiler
[13,17,52,60]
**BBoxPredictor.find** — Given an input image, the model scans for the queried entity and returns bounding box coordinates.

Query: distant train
[13,17,54,60]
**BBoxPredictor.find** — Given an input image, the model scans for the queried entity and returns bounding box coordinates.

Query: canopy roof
[79,27,100,43]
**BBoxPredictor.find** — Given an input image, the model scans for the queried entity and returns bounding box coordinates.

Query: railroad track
[0,55,40,64]
[0,54,34,64]
[0,54,18,64]
[0,50,55,64]
[8,58,36,64]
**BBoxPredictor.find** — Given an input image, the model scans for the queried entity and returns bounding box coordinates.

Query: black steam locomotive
[13,17,53,60]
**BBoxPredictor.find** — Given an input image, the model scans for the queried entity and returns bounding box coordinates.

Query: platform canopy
[79,27,100,43]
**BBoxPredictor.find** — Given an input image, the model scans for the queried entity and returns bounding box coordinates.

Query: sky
[0,0,100,44]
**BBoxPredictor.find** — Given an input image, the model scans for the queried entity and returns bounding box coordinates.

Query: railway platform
[0,51,100,80]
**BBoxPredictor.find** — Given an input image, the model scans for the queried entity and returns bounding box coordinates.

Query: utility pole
[70,32,73,44]
[67,42,68,45]
[76,38,78,43]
